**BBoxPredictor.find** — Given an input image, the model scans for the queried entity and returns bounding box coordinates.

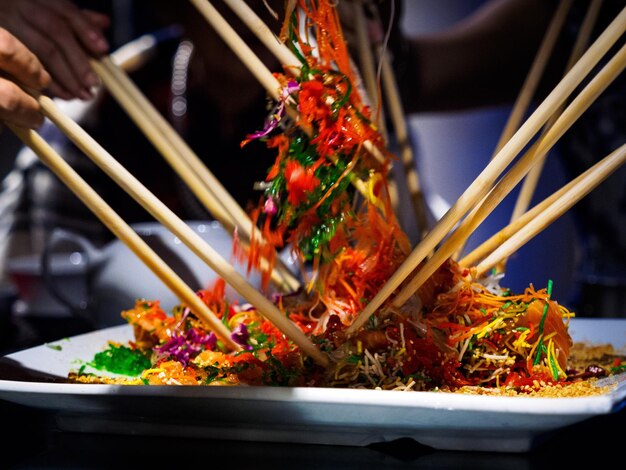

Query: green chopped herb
[346,355,362,364]
[549,351,559,381]
[408,374,432,382]
[611,363,626,374]
[203,366,221,384]
[87,344,151,376]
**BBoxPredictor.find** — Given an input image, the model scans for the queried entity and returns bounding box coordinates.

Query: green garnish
[533,280,553,366]
[87,343,151,376]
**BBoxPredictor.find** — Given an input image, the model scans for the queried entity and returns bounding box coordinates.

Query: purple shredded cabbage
[154,328,217,366]
[231,323,252,350]
[244,111,282,142]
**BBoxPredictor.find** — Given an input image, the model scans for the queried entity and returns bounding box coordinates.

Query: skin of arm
[394,0,560,113]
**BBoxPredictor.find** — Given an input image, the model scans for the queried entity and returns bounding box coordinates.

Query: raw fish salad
[71,1,625,396]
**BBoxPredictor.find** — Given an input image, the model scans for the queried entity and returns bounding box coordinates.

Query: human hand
[0,0,110,101]
[0,27,49,128]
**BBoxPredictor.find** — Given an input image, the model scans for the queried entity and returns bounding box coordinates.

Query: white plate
[1,318,625,452]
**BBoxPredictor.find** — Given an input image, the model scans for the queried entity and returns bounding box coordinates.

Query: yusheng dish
[70,0,626,395]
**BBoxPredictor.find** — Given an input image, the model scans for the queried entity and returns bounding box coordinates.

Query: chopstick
[191,0,387,212]
[351,0,428,238]
[6,123,240,352]
[352,0,386,135]
[348,0,430,239]
[213,0,388,167]
[345,7,626,335]
[384,40,626,310]
[369,7,430,238]
[493,0,573,157]
[452,0,573,259]
[91,59,231,227]
[455,0,602,270]
[351,0,405,220]
[500,0,604,271]
[34,94,330,367]
[469,142,626,275]
[461,148,614,268]
[91,56,301,293]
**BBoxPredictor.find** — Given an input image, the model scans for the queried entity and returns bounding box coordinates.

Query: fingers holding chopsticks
[0,27,48,128]
[0,0,110,101]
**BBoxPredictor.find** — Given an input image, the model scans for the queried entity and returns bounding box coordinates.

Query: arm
[394,0,560,113]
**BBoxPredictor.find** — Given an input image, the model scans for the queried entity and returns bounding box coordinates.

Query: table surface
[2,312,625,469]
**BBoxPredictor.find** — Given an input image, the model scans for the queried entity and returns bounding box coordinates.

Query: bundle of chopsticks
[5,0,626,367]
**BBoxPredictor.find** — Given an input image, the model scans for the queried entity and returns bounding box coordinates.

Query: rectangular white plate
[1,318,625,452]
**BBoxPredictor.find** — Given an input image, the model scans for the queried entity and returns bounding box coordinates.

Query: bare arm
[395,0,560,113]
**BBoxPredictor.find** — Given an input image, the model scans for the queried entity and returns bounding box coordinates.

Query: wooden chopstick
[91,59,233,228]
[7,123,240,351]
[458,0,602,271]
[385,40,626,310]
[452,0,573,260]
[91,57,301,293]
[352,0,386,135]
[34,94,330,367]
[190,0,386,212]
[345,7,626,335]
[493,0,573,157]
[371,21,430,238]
[351,0,430,240]
[473,142,626,276]
[94,58,299,293]
[351,0,410,231]
[214,0,388,166]
[500,0,604,271]
[461,153,610,267]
